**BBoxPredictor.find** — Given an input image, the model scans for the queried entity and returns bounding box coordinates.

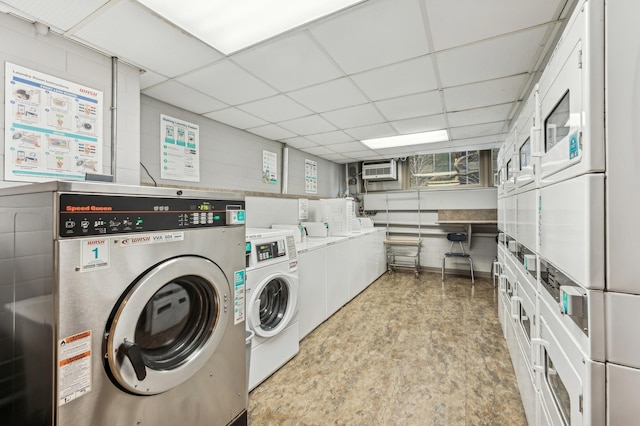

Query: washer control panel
[255,239,286,262]
[59,193,245,237]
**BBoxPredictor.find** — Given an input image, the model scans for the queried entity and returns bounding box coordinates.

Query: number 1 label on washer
[80,238,110,272]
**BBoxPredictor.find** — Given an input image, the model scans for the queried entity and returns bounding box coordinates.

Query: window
[520,138,531,170]
[506,159,513,180]
[491,148,499,186]
[409,151,479,188]
[545,91,571,152]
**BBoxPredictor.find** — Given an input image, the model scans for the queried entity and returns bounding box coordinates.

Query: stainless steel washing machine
[0,181,248,426]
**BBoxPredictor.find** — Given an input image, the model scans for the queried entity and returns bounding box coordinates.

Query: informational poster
[160,114,200,182]
[298,198,309,220]
[305,159,318,194]
[4,62,103,182]
[262,150,277,184]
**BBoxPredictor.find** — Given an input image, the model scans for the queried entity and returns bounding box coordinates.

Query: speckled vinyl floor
[248,271,527,426]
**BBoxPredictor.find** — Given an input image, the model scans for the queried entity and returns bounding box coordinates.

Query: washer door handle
[119,340,147,381]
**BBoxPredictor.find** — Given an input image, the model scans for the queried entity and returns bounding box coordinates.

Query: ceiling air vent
[362,159,397,181]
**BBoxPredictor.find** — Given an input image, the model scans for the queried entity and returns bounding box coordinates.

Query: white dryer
[245,228,299,390]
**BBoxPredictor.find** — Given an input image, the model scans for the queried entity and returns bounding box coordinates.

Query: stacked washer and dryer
[244,228,299,391]
[496,0,640,424]
[0,182,248,426]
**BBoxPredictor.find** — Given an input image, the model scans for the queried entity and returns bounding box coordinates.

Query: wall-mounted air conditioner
[362,159,397,181]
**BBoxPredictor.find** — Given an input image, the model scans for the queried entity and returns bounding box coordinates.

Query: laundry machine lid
[104,256,230,395]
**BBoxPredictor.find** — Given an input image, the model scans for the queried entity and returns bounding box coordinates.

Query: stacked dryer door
[245,229,299,391]
[0,182,248,426]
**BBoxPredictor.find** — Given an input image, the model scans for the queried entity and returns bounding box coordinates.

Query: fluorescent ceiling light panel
[362,130,449,149]
[137,0,364,54]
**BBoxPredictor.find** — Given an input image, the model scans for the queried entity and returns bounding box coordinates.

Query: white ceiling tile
[73,0,223,77]
[327,141,369,153]
[425,0,565,50]
[1,0,108,31]
[447,103,515,127]
[310,0,430,74]
[351,56,437,101]
[322,153,352,163]
[375,91,442,121]
[203,108,268,129]
[321,104,386,129]
[347,151,387,160]
[281,137,319,150]
[375,146,424,156]
[232,32,343,92]
[302,146,336,156]
[451,137,503,152]
[437,26,548,87]
[345,151,389,161]
[287,78,368,113]
[443,74,528,111]
[450,121,506,139]
[344,123,397,140]
[390,114,446,134]
[142,81,227,114]
[278,115,337,135]
[247,124,296,141]
[306,131,354,145]
[237,95,311,123]
[176,60,277,105]
[140,69,168,90]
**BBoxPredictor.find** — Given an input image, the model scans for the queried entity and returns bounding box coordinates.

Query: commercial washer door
[104,256,230,395]
[248,273,298,338]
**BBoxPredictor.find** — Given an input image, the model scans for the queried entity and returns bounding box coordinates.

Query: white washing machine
[245,228,299,391]
[0,182,248,426]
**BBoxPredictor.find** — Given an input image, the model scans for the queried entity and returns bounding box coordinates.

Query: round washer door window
[248,273,298,338]
[104,256,230,395]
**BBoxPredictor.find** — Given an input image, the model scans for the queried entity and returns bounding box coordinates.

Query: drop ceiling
[0,0,577,163]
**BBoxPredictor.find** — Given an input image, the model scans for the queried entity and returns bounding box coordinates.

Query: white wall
[364,188,498,274]
[0,13,141,188]
[245,196,325,228]
[140,95,343,197]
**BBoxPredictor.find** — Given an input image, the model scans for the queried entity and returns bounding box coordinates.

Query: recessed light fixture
[361,130,449,149]
[138,0,364,55]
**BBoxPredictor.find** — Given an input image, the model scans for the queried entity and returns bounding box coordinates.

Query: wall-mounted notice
[305,159,318,194]
[160,114,200,182]
[262,150,277,185]
[4,62,104,183]
[298,198,309,220]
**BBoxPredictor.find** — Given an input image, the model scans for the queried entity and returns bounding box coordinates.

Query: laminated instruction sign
[305,159,318,194]
[160,114,200,182]
[4,62,104,182]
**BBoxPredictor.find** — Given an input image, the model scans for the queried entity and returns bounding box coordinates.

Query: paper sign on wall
[262,150,277,184]
[305,159,317,194]
[160,114,200,182]
[4,62,104,183]
[298,198,309,220]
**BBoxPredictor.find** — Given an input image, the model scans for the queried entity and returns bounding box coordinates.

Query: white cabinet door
[326,241,350,317]
[297,248,327,340]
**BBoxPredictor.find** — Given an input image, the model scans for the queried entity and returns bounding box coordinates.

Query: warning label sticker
[58,330,92,406]
[234,270,245,325]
